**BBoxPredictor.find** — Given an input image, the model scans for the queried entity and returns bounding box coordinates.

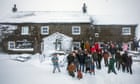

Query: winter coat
[51,56,59,66]
[127,56,132,66]
[103,52,109,60]
[109,47,116,55]
[84,41,91,52]
[97,53,102,61]
[108,58,115,68]
[133,40,139,48]
[73,56,79,66]
[94,42,99,51]
[81,42,85,50]
[92,52,98,61]
[115,52,121,61]
[78,52,86,64]
[67,54,74,65]
[122,43,128,51]
[90,46,96,54]
[85,56,92,68]
[122,52,128,65]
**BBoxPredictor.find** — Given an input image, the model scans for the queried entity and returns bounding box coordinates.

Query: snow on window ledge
[9,48,34,51]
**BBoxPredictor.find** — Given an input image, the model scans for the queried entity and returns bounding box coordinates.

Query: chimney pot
[12,4,17,12]
[82,3,87,13]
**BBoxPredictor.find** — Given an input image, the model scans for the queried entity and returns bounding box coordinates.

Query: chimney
[82,3,87,13]
[12,4,17,12]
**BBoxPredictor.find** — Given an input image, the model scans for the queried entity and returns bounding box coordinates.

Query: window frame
[73,42,81,49]
[41,26,49,35]
[8,41,15,50]
[72,26,81,35]
[21,26,29,35]
[95,33,99,37]
[122,27,131,35]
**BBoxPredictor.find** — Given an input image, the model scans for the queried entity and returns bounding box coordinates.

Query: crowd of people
[51,41,134,79]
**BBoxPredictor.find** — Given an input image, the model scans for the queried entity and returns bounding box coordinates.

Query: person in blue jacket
[51,54,61,73]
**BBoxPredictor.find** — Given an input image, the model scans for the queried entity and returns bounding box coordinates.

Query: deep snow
[0,52,140,84]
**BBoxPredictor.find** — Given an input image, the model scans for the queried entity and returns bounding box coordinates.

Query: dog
[77,70,83,79]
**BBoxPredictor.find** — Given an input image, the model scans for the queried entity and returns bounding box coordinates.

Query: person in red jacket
[94,42,99,51]
[91,45,96,54]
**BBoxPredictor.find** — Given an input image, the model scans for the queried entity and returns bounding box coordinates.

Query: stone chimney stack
[82,3,87,13]
[12,4,17,12]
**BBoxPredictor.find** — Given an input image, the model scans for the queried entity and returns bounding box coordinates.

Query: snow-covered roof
[0,11,91,23]
[92,14,138,25]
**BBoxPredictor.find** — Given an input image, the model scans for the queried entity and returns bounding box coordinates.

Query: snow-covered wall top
[0,11,91,23]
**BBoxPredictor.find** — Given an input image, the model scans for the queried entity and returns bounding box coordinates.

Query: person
[90,60,95,75]
[109,42,116,58]
[115,50,121,69]
[51,54,61,73]
[133,37,139,51]
[68,62,76,77]
[122,51,128,72]
[67,52,74,69]
[73,52,79,72]
[127,56,133,74]
[122,42,128,52]
[81,40,85,50]
[108,56,117,74]
[97,48,102,69]
[84,41,91,53]
[92,50,98,68]
[103,50,109,67]
[85,54,92,73]
[116,51,123,70]
[78,48,86,72]
[94,42,99,51]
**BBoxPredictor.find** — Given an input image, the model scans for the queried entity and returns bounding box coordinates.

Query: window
[72,26,81,35]
[21,26,29,35]
[15,40,33,49]
[54,39,62,51]
[95,33,99,37]
[8,41,15,50]
[41,26,49,35]
[73,42,80,49]
[122,27,131,35]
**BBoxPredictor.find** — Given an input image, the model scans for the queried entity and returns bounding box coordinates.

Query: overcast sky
[0,0,140,23]
[0,0,139,15]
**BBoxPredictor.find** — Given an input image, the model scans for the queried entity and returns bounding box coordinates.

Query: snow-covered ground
[0,52,140,84]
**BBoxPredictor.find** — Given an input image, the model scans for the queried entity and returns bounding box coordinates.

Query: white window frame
[8,41,15,50]
[95,33,99,37]
[73,42,81,49]
[21,26,29,35]
[41,26,49,35]
[72,26,81,35]
[122,27,131,35]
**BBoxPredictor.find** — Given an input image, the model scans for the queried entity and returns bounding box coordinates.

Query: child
[51,54,61,73]
[77,70,83,80]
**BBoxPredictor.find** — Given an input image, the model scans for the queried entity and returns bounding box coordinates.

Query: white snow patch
[0,52,140,84]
